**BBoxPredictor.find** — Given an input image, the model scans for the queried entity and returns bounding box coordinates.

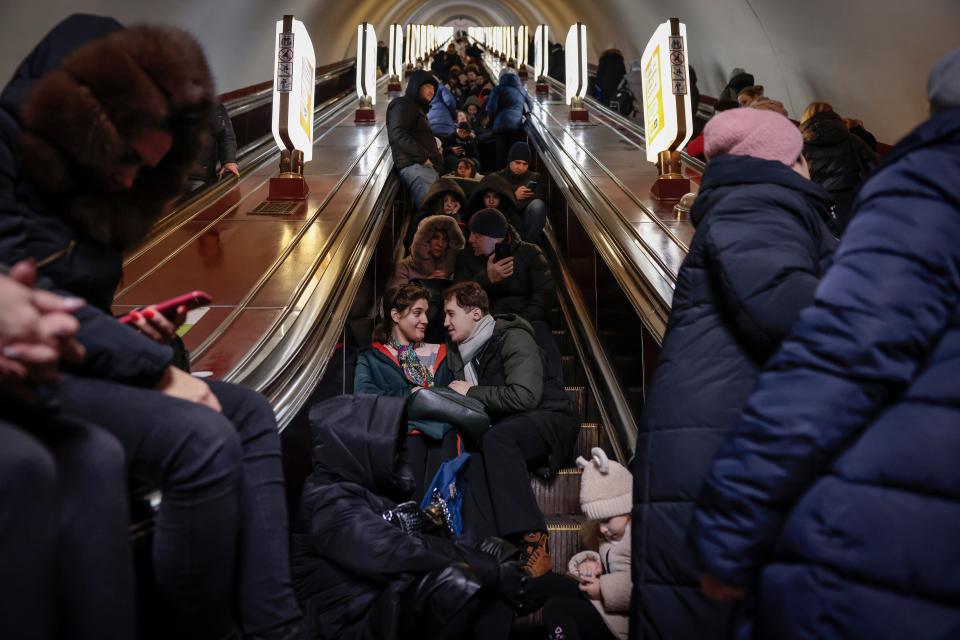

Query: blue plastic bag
[419,453,471,538]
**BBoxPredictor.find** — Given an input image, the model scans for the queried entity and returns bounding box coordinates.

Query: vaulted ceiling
[2,0,957,141]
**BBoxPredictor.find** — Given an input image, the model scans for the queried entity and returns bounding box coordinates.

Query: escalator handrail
[222,58,357,117]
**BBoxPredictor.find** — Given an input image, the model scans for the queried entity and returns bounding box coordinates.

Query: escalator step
[531,468,581,516]
[547,515,587,577]
[566,386,586,421]
[575,423,600,459]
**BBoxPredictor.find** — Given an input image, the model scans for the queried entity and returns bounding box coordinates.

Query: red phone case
[118,290,212,325]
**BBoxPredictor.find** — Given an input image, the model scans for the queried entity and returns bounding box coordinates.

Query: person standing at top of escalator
[486,69,533,169]
[593,47,626,106]
[186,100,239,193]
[388,70,443,208]
[0,16,306,639]
[629,107,836,640]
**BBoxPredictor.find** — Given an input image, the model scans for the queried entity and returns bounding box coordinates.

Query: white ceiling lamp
[355,22,377,124]
[565,22,589,121]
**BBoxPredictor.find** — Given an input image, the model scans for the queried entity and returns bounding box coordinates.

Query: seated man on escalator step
[496,142,547,244]
[443,281,580,577]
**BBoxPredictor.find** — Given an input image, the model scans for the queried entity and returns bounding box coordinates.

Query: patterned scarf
[388,337,435,387]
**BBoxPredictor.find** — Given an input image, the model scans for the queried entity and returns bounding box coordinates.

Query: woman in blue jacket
[355,282,457,501]
[630,108,837,640]
[692,50,960,639]
[486,70,533,168]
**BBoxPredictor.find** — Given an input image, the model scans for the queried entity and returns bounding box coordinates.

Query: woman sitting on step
[354,283,458,502]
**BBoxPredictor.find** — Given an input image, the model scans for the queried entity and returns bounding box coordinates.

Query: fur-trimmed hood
[6,15,214,250]
[409,214,465,273]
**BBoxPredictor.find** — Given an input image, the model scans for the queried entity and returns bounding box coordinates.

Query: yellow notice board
[644,45,665,146]
[299,57,314,140]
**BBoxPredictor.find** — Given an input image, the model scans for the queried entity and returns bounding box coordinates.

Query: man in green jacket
[444,281,579,578]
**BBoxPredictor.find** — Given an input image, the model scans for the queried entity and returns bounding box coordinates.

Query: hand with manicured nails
[0,260,85,396]
[486,255,514,283]
[128,305,187,344]
[155,365,222,413]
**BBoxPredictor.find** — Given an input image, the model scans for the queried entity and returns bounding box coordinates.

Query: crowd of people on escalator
[2,12,960,640]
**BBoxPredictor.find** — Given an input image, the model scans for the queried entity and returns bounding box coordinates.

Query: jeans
[399,163,439,209]
[56,376,301,638]
[0,415,134,640]
[519,198,548,244]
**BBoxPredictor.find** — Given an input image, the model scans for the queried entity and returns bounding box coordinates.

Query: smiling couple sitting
[354,280,579,578]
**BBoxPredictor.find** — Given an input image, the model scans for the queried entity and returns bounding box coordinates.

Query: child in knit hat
[540,447,632,640]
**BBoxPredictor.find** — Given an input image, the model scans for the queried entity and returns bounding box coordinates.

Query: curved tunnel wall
[2,0,957,141]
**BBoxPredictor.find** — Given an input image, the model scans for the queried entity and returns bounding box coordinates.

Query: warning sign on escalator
[668,34,687,95]
[277,31,295,93]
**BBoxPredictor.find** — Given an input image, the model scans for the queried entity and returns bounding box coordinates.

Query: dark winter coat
[446,315,578,476]
[467,173,519,224]
[453,226,555,323]
[802,110,878,229]
[496,167,543,213]
[548,45,565,82]
[485,73,532,132]
[0,15,213,388]
[692,107,960,640]
[630,154,837,640]
[594,49,626,104]
[387,71,442,170]
[428,83,459,138]
[291,394,498,640]
[189,101,238,184]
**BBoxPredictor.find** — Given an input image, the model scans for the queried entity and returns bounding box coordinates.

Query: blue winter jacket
[485,73,532,132]
[692,107,960,639]
[630,155,837,640]
[427,83,458,138]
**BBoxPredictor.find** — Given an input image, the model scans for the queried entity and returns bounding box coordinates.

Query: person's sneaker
[518,531,552,577]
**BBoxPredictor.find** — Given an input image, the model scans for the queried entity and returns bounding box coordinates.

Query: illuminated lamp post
[270,15,315,200]
[355,22,377,124]
[404,24,414,77]
[388,24,403,93]
[517,25,529,79]
[640,18,693,199]
[565,23,589,122]
[534,24,550,95]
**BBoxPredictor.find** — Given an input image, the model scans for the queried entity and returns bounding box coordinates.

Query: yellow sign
[644,45,665,145]
[299,57,314,140]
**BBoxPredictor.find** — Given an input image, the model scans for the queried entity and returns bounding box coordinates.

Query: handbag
[407,386,490,441]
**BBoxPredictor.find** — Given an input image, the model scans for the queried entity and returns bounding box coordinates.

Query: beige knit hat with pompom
[576,447,633,520]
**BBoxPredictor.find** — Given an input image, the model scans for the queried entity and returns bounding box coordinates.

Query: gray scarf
[458,314,496,384]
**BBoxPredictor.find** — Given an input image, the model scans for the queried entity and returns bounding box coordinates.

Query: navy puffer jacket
[630,155,837,640]
[692,107,960,639]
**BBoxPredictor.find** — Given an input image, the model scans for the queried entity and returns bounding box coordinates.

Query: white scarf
[458,314,496,384]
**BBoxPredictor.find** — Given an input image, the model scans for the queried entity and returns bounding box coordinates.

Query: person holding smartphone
[0,18,305,639]
[452,208,554,323]
[496,142,547,244]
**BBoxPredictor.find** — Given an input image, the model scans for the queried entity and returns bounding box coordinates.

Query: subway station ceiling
[2,0,958,141]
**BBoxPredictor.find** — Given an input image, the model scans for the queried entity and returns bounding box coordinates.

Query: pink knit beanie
[704,107,802,165]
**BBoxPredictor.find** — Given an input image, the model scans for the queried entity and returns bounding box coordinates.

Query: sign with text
[272,17,316,162]
[640,19,693,161]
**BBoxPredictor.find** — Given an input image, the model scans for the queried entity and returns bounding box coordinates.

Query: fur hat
[411,214,465,273]
[20,25,214,249]
[576,447,632,521]
[704,108,802,166]
[468,208,507,239]
[928,48,960,113]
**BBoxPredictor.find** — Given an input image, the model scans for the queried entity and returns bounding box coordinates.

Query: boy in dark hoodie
[496,142,547,243]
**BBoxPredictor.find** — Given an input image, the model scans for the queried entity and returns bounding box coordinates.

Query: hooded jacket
[485,72,532,132]
[594,49,626,104]
[692,107,960,640]
[453,225,554,323]
[419,178,467,219]
[467,173,519,224]
[387,215,465,289]
[0,15,213,387]
[630,154,836,640]
[462,96,485,130]
[387,70,442,170]
[446,315,578,476]
[427,82,458,138]
[291,394,498,640]
[801,110,878,229]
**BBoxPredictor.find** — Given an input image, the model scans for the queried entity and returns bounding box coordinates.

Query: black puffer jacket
[629,154,837,640]
[387,71,442,170]
[291,394,502,640]
[453,226,554,322]
[802,110,878,229]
